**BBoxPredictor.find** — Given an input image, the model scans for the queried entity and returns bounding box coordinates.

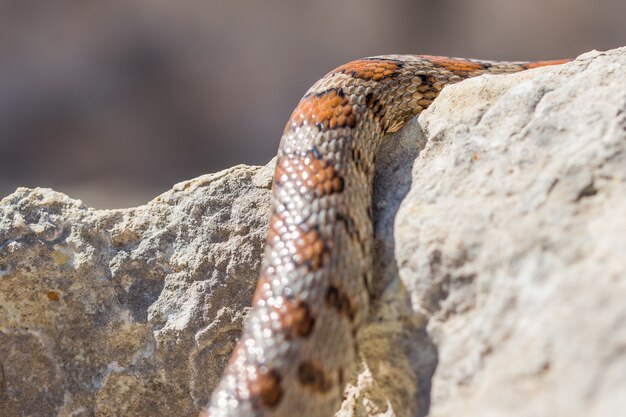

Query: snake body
[204,55,567,417]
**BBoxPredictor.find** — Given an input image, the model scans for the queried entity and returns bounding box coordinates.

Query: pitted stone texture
[0,165,271,416]
[396,47,626,417]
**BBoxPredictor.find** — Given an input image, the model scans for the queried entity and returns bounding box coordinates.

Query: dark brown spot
[351,146,373,177]
[297,361,333,392]
[338,368,344,388]
[250,368,283,408]
[46,290,60,302]
[281,300,315,338]
[325,285,355,321]
[335,212,360,241]
[332,176,344,193]
[365,93,385,121]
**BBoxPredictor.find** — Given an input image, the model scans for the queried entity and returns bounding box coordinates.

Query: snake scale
[203,55,568,417]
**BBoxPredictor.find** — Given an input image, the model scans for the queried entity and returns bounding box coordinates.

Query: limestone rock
[1,47,625,417]
[0,165,272,416]
[396,47,626,417]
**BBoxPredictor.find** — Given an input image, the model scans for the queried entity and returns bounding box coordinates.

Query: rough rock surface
[395,47,626,417]
[0,166,274,416]
[1,47,625,417]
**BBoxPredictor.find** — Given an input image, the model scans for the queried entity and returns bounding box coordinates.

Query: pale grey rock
[0,166,271,416]
[1,47,625,417]
[395,47,626,417]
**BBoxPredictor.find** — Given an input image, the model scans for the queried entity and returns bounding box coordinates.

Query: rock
[0,166,272,416]
[1,47,625,417]
[395,47,626,417]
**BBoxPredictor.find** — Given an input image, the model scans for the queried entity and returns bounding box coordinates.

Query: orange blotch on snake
[334,58,400,82]
[284,89,356,133]
[419,55,484,74]
[291,226,325,269]
[523,59,570,68]
[275,153,345,198]
[266,212,325,271]
[253,275,316,337]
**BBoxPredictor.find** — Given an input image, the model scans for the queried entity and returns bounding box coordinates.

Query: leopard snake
[202,54,568,417]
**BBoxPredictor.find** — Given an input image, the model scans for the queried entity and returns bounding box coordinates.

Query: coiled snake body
[204,55,567,417]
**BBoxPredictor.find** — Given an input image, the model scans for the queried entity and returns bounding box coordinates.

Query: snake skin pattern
[203,55,568,417]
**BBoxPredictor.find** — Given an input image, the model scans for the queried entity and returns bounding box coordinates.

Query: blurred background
[1,0,624,208]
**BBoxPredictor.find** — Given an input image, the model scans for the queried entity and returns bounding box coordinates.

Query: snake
[202,54,568,417]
